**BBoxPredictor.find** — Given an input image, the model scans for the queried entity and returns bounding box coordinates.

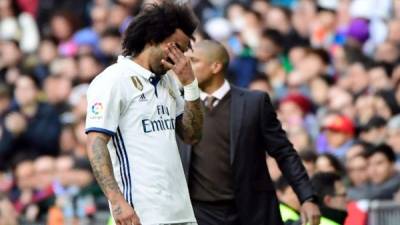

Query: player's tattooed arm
[87,133,123,202]
[87,132,141,224]
[176,99,203,144]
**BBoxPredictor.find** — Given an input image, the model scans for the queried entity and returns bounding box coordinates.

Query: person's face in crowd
[38,40,58,65]
[15,161,35,190]
[241,12,262,49]
[278,101,304,125]
[226,4,246,32]
[43,76,72,104]
[256,36,280,62]
[250,0,269,21]
[297,53,327,79]
[346,63,369,94]
[360,127,387,145]
[72,93,87,120]
[33,156,55,189]
[387,20,400,44]
[277,185,301,210]
[149,29,191,76]
[347,155,368,187]
[0,41,22,67]
[109,3,129,28]
[375,42,400,64]
[91,6,109,34]
[325,129,351,148]
[248,79,272,94]
[288,46,307,69]
[368,67,391,93]
[55,155,74,173]
[51,57,78,80]
[310,77,329,106]
[368,152,395,185]
[387,127,400,152]
[332,46,348,76]
[327,88,354,118]
[316,10,336,30]
[374,96,393,120]
[77,55,103,82]
[395,1,400,19]
[50,15,74,41]
[324,180,347,211]
[355,95,375,124]
[15,76,38,107]
[287,126,310,152]
[60,125,78,154]
[266,7,290,34]
[315,155,337,173]
[345,144,364,162]
[291,0,316,37]
[0,0,13,18]
[100,35,121,57]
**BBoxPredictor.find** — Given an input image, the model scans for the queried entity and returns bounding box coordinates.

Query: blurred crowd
[1,0,400,224]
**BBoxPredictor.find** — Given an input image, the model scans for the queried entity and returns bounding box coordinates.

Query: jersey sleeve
[85,74,123,136]
[168,74,185,117]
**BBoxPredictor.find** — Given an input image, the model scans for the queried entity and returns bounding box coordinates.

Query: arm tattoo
[88,136,123,202]
[113,205,122,216]
[176,99,203,144]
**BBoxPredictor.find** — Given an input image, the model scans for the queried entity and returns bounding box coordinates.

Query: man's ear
[323,195,332,206]
[211,62,223,74]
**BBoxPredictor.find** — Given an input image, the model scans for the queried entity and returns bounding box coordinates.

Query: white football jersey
[85,56,196,224]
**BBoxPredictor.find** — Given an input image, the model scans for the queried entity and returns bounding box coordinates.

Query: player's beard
[151,62,168,77]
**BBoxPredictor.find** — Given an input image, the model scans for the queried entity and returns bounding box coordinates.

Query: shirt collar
[200,80,230,101]
[117,55,155,80]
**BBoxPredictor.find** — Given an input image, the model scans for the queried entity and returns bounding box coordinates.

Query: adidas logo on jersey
[139,93,147,102]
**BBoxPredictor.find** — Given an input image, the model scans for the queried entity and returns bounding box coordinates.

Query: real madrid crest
[131,76,143,91]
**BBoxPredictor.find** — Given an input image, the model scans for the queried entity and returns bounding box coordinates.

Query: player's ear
[211,62,223,74]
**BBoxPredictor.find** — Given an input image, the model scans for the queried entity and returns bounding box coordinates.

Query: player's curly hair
[122,2,198,56]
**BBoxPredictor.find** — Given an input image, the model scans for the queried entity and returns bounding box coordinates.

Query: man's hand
[111,196,141,225]
[161,42,195,85]
[5,112,27,136]
[300,201,320,225]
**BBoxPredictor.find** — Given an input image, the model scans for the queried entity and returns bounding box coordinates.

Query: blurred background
[1,0,400,224]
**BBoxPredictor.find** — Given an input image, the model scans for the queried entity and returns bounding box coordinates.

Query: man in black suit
[180,40,320,225]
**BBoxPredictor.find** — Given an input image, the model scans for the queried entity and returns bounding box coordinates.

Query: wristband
[183,79,200,101]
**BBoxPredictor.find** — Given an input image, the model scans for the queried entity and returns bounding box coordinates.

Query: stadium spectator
[311,172,348,225]
[318,114,355,159]
[347,153,369,200]
[0,75,61,169]
[351,144,400,200]
[0,39,24,86]
[359,116,387,144]
[315,153,345,176]
[387,115,400,165]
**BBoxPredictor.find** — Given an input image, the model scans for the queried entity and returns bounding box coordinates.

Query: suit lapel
[230,86,245,164]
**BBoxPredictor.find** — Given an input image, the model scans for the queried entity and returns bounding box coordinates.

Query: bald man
[178,40,320,225]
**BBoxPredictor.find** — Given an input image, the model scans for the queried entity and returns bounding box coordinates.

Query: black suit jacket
[178,85,313,225]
